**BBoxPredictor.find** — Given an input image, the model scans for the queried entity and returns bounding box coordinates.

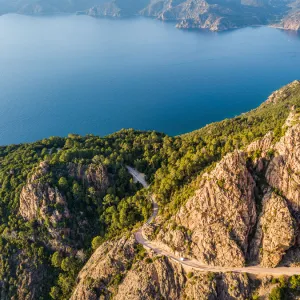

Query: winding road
[127,166,300,276]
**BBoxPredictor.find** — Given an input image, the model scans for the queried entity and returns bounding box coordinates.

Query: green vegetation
[0,81,300,299]
[269,287,286,300]
[0,130,167,299]
[152,82,300,218]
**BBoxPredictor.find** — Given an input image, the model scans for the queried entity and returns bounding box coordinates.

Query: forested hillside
[71,80,300,300]
[0,80,300,299]
[0,130,167,299]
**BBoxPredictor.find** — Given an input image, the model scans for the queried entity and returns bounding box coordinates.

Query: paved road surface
[127,166,300,276]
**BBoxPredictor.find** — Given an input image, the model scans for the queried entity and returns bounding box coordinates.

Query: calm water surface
[0,14,299,145]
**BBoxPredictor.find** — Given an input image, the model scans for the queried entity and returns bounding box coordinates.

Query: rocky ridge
[71,235,252,300]
[276,0,300,30]
[19,161,70,225]
[280,11,300,30]
[153,105,300,269]
[19,160,109,250]
[70,81,300,300]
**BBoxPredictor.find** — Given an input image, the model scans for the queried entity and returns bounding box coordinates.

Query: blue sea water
[0,14,299,145]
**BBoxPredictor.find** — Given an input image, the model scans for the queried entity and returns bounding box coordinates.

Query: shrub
[145,257,153,264]
[289,275,300,290]
[252,293,259,300]
[268,287,285,300]
[207,272,215,282]
[91,236,103,250]
[112,273,124,286]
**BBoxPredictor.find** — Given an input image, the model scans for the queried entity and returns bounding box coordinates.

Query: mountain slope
[70,80,300,299]
[0,81,300,299]
[154,107,300,269]
[0,130,166,299]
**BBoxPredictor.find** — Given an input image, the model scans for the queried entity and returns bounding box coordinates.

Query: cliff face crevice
[250,192,297,267]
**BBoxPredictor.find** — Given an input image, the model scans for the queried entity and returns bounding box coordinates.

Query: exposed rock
[72,234,252,300]
[141,0,292,31]
[181,272,218,300]
[67,162,109,193]
[16,254,48,300]
[157,150,257,267]
[246,132,274,156]
[71,235,137,299]
[250,192,296,267]
[156,109,300,269]
[0,0,298,31]
[142,223,157,240]
[115,256,186,300]
[87,3,121,17]
[19,161,70,224]
[176,16,236,32]
[280,10,300,31]
[19,161,109,222]
[216,272,251,300]
[0,248,50,300]
[265,80,300,105]
[266,122,300,213]
[19,161,109,251]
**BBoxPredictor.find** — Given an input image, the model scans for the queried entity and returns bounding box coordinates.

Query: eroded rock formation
[155,107,300,268]
[71,234,251,300]
[19,161,70,224]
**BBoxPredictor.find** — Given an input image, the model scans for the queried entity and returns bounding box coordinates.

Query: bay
[0,14,299,145]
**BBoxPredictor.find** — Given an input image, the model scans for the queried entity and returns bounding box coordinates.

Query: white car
[180,257,186,261]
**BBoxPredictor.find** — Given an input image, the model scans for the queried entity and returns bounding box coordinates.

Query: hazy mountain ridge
[0,0,300,31]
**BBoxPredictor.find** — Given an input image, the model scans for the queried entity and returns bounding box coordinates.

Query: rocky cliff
[20,161,70,223]
[154,102,300,269]
[156,150,256,267]
[69,80,300,300]
[71,234,252,300]
[85,0,295,31]
[280,11,300,30]
[19,160,109,251]
[1,81,300,299]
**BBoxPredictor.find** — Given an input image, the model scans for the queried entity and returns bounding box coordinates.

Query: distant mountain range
[0,0,299,31]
